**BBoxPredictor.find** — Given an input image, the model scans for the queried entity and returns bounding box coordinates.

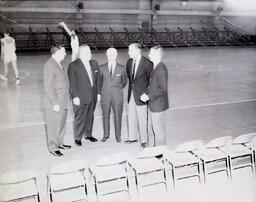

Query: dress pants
[128,92,147,144]
[45,107,68,152]
[150,110,166,146]
[101,94,123,139]
[73,102,96,141]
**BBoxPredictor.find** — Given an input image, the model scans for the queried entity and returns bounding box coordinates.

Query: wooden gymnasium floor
[0,46,256,202]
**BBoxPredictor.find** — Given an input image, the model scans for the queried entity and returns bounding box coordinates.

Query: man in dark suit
[126,43,153,148]
[100,47,127,143]
[43,45,71,157]
[140,46,169,145]
[68,45,100,146]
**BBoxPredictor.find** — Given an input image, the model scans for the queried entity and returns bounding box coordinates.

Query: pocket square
[116,74,121,76]
[94,70,98,73]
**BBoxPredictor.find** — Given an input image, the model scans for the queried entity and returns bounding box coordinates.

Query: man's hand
[97,94,101,102]
[73,97,80,106]
[140,93,149,102]
[59,21,65,27]
[53,104,60,112]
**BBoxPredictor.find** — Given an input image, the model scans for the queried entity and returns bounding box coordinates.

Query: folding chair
[128,146,168,194]
[194,136,233,183]
[0,169,40,202]
[229,133,256,177]
[48,160,87,202]
[165,140,204,189]
[89,152,130,199]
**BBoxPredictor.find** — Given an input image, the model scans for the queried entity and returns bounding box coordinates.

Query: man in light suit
[68,45,100,146]
[140,46,169,145]
[126,43,153,148]
[44,45,71,157]
[100,48,127,143]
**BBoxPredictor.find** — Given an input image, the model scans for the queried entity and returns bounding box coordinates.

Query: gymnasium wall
[0,0,218,33]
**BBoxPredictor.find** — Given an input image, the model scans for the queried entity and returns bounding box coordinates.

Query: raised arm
[59,21,72,36]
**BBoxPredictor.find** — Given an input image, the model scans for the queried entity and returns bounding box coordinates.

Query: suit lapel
[134,57,143,80]
[89,60,96,85]
[78,59,91,83]
[151,62,162,78]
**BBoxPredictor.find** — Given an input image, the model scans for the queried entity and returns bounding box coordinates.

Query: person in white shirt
[99,47,127,142]
[0,32,20,85]
[125,43,153,148]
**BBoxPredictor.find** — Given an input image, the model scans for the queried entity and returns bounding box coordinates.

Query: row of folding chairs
[1,132,256,202]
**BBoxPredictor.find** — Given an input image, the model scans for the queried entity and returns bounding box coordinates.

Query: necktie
[109,64,113,76]
[132,60,136,80]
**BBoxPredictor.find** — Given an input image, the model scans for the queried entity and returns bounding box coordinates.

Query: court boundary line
[1,98,256,130]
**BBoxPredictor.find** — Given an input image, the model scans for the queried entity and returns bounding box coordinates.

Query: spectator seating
[1,25,254,52]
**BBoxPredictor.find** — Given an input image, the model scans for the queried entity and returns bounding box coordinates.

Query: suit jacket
[126,56,153,106]
[100,62,127,104]
[43,57,70,109]
[68,59,100,104]
[148,62,169,112]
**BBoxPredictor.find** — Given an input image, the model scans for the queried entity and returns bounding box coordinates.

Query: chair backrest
[50,160,87,175]
[137,145,168,159]
[232,133,256,145]
[174,140,204,153]
[0,169,39,184]
[249,136,256,149]
[96,152,131,166]
[206,136,233,153]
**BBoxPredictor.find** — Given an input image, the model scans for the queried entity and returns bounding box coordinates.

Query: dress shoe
[101,137,109,142]
[59,144,71,149]
[85,136,98,142]
[141,143,147,148]
[75,140,82,146]
[50,150,63,157]
[125,140,138,144]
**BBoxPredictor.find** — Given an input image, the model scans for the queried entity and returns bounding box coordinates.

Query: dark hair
[151,45,164,57]
[130,43,142,51]
[50,45,64,55]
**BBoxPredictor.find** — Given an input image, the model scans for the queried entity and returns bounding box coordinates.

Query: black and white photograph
[0,0,256,201]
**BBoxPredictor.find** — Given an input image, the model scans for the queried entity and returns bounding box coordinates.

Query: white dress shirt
[81,58,93,86]
[132,55,141,78]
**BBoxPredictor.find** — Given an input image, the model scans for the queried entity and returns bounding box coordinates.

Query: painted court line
[1,98,256,130]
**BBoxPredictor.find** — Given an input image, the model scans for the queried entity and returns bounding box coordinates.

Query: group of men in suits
[43,43,169,157]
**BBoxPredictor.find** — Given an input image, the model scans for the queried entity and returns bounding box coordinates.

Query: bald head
[106,47,117,63]
[79,45,91,61]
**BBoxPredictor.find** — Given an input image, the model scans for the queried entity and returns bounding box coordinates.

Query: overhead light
[180,0,189,6]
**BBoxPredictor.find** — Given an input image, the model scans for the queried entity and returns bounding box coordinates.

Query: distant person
[99,47,127,143]
[43,45,71,157]
[68,45,100,146]
[140,46,169,145]
[0,32,20,85]
[125,43,153,148]
[59,21,79,62]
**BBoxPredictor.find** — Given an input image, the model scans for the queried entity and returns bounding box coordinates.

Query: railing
[219,16,251,41]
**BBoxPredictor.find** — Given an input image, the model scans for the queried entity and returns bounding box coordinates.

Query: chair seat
[166,152,200,167]
[0,180,38,201]
[49,172,85,191]
[129,158,164,173]
[229,144,252,158]
[90,164,127,182]
[199,148,227,161]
